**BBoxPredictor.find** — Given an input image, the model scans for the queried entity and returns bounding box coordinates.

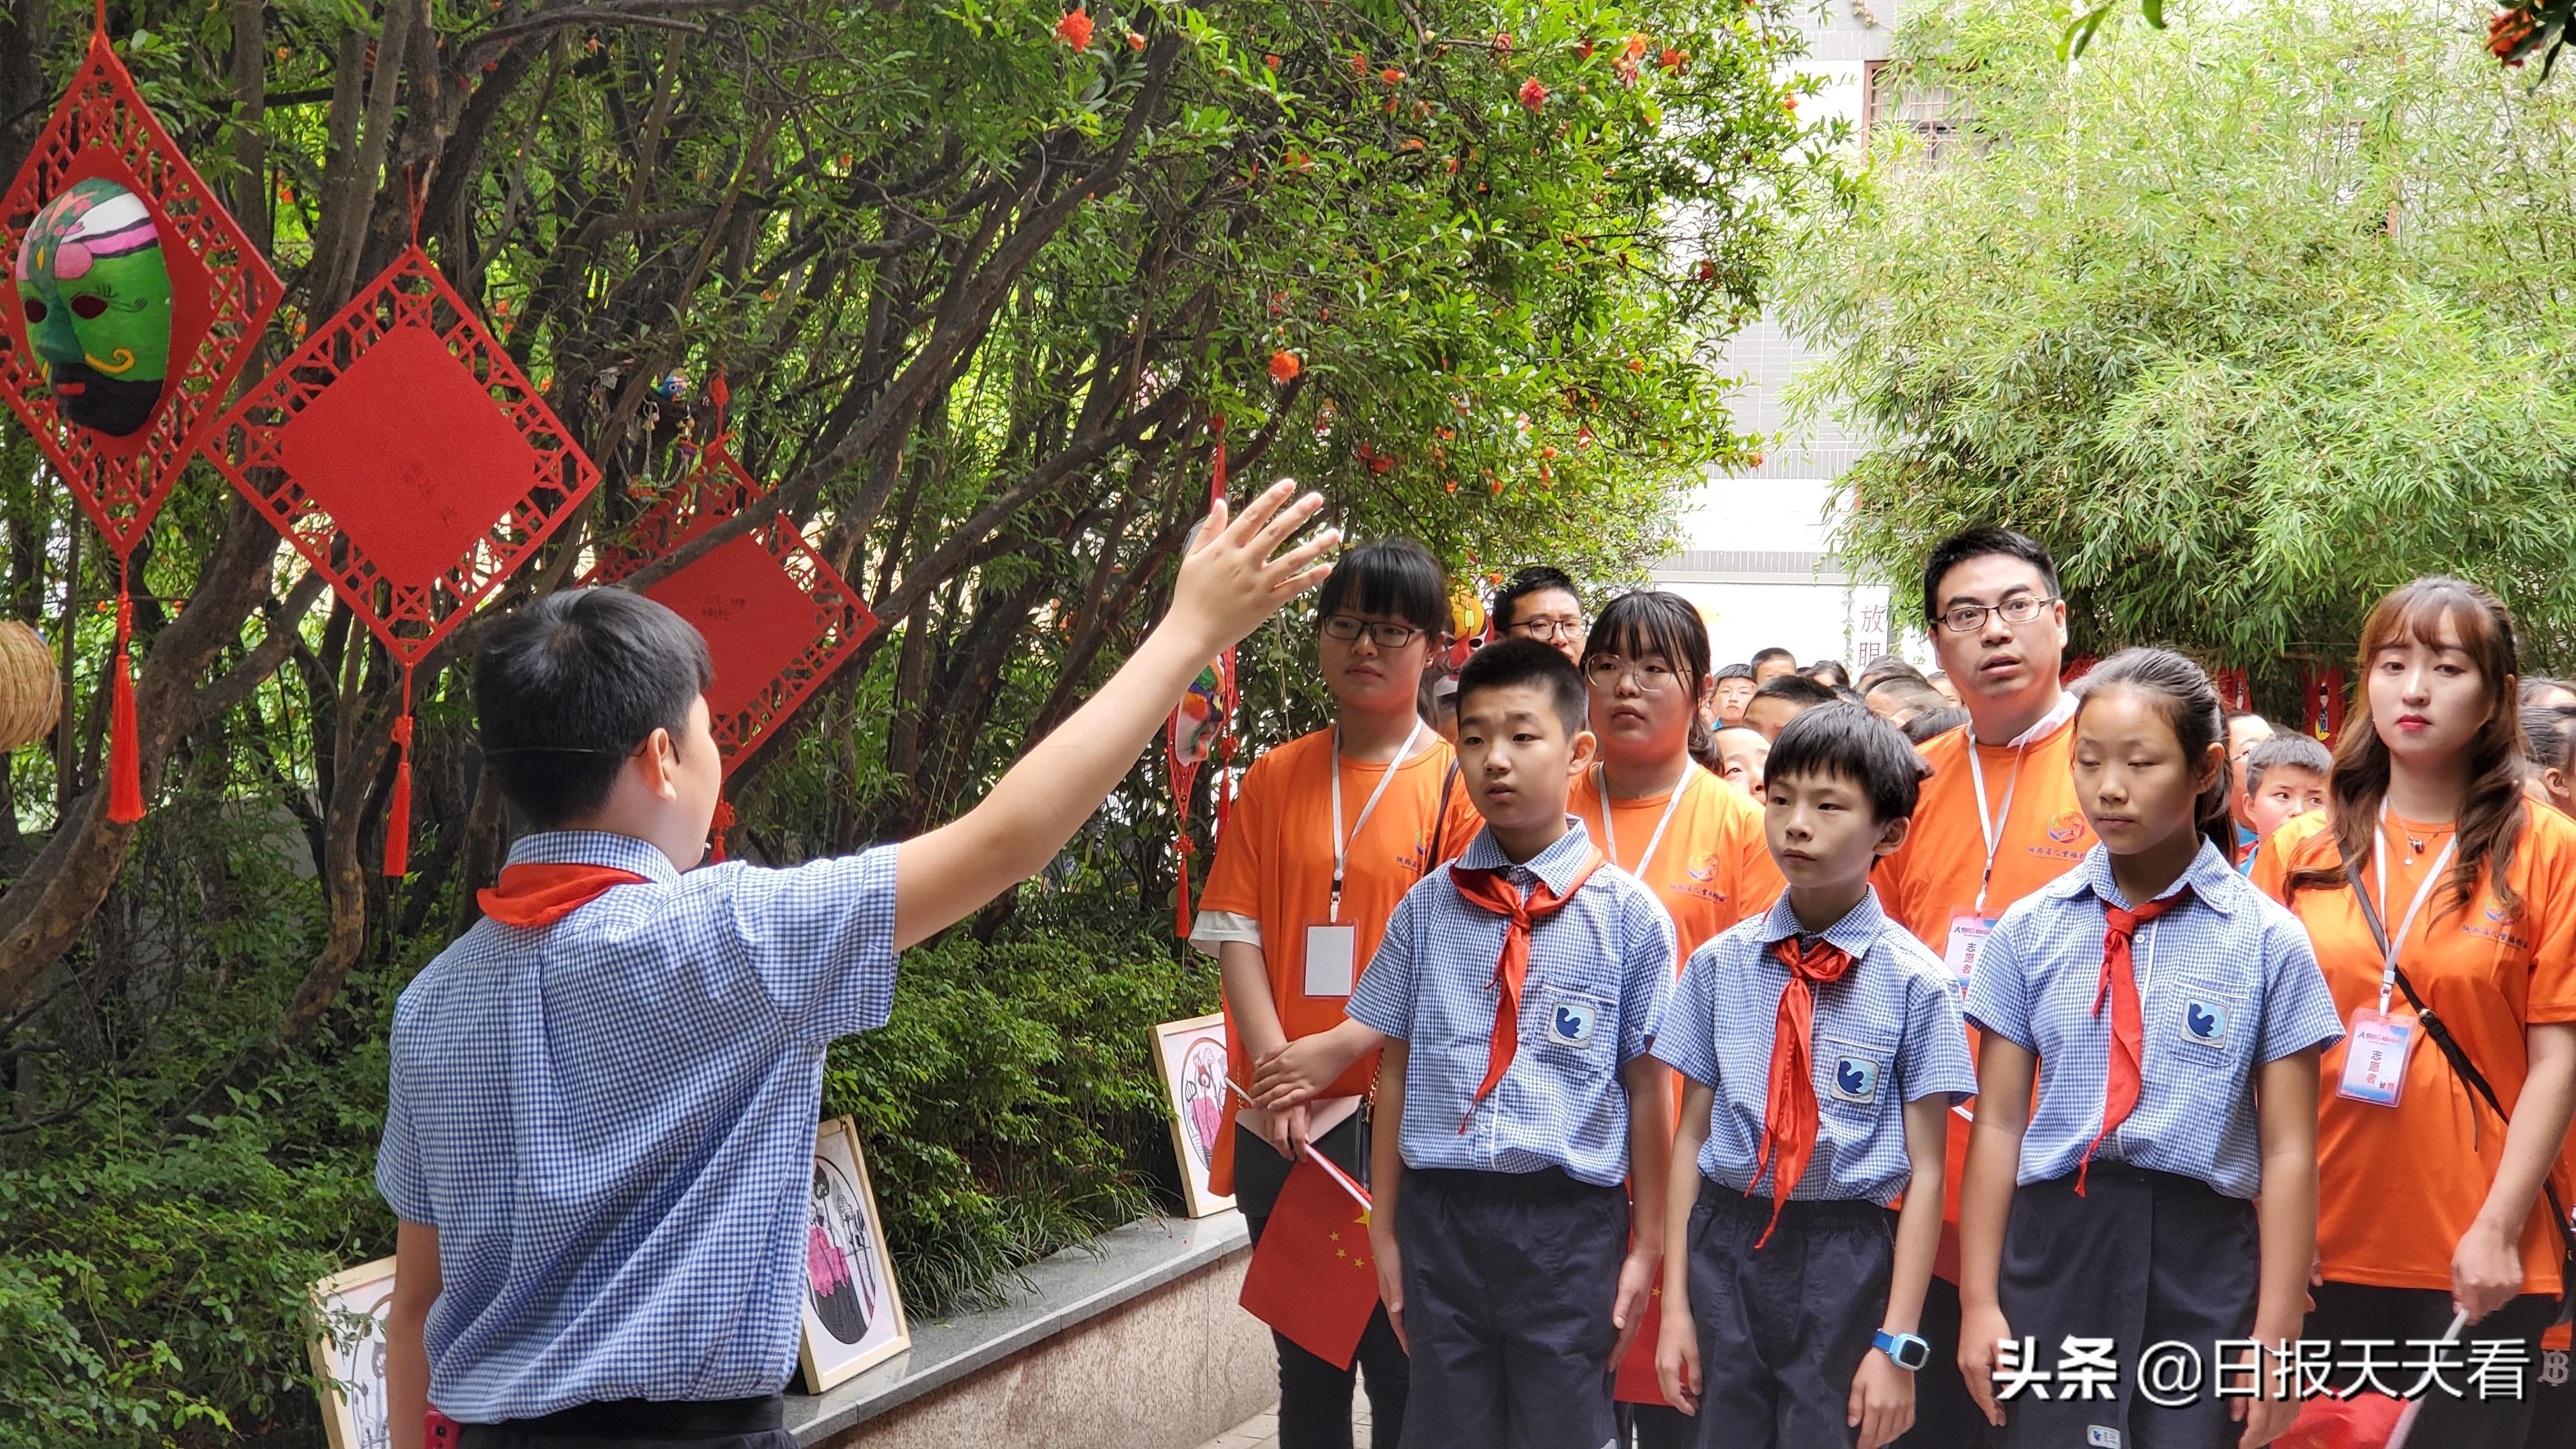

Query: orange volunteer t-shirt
[1575,762,1782,1403]
[1572,763,1782,964]
[1875,705,2094,1282]
[1194,728,1482,1194]
[2253,804,2576,1297]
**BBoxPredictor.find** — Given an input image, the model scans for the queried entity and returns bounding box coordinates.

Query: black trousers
[1996,1166,2257,1449]
[1397,1166,1628,1449]
[2307,1280,2560,1446]
[457,1395,793,1449]
[1236,1117,1409,1449]
[1685,1188,1896,1449]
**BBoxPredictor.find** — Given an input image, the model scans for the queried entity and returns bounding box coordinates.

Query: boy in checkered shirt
[376,486,1333,1449]
[1651,703,1974,1449]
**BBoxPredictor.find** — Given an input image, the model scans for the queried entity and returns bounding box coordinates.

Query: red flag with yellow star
[1238,1148,1379,1368]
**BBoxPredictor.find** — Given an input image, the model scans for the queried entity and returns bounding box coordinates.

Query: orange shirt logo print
[1672,851,1728,907]
[2465,900,2533,951]
[2032,807,2090,863]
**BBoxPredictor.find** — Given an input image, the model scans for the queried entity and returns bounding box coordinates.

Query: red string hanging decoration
[1167,418,1239,937]
[2211,668,2252,714]
[2299,663,2349,741]
[211,247,600,876]
[0,20,283,822]
[585,439,878,862]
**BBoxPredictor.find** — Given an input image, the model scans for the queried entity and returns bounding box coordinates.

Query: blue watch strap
[1873,1330,1931,1370]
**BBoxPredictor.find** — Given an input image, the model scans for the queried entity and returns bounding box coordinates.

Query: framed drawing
[308,1257,398,1449]
[799,1116,910,1392]
[1153,1011,1236,1217]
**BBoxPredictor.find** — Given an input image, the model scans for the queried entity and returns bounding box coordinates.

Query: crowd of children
[374,494,2576,1449]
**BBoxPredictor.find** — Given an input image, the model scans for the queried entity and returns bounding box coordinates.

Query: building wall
[1653,0,1922,677]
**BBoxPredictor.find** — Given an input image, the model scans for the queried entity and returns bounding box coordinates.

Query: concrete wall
[821,1248,1272,1449]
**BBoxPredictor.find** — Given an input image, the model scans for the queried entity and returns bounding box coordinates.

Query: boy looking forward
[1348,638,1676,1449]
[379,485,1335,1449]
[1653,705,1973,1448]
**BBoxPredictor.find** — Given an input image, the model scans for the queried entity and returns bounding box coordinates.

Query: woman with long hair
[1571,590,1784,1443]
[2253,578,2576,1445]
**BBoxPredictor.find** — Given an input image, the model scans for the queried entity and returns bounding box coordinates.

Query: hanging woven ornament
[586,437,876,862]
[211,246,600,876]
[1167,417,1240,937]
[0,620,61,752]
[0,12,283,821]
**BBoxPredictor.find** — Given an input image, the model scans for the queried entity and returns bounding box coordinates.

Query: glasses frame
[1581,655,1682,692]
[1319,613,1434,650]
[1508,617,1586,642]
[1938,594,2062,634]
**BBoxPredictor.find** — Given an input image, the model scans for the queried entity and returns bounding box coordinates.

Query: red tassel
[711,797,736,862]
[1175,832,1193,939]
[107,587,142,824]
[384,666,415,877]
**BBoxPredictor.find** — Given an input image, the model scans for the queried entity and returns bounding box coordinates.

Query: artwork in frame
[799,1116,911,1392]
[308,1256,399,1449]
[1152,1011,1236,1218]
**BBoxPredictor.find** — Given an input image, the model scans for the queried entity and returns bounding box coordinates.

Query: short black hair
[1765,702,1926,824]
[1749,646,1795,670]
[2524,678,2572,707]
[1803,659,1851,689]
[1714,663,1754,683]
[1867,675,1948,716]
[1491,565,1581,632]
[2244,732,2333,793]
[1751,673,1839,711]
[1857,654,1925,692]
[475,588,716,827]
[1456,636,1587,737]
[1920,525,2059,631]
[1903,705,1969,744]
[1316,537,1448,638]
[2522,704,2576,772]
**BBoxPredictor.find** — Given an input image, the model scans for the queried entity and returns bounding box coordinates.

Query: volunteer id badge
[1305,924,1358,998]
[2336,1008,2418,1107]
[1944,910,1997,984]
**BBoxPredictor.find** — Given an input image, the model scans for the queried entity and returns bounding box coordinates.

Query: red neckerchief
[1752,935,1857,1247]
[1448,847,1607,1131]
[2078,889,2193,1194]
[477,862,652,928]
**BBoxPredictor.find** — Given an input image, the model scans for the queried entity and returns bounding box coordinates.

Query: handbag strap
[1423,758,1460,878]
[2343,855,2576,1259]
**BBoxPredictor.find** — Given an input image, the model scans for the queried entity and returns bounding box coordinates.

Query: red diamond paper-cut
[213,246,599,664]
[586,459,875,777]
[0,26,281,551]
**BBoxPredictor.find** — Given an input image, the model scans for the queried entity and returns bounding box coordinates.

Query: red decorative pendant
[0,22,284,822]
[587,443,878,856]
[213,245,601,873]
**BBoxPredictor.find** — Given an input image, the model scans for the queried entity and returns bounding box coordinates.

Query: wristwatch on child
[1873,1329,1931,1371]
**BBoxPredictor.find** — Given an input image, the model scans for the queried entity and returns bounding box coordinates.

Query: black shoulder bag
[2343,857,2576,1259]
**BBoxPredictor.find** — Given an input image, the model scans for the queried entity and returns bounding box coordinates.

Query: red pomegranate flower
[1518,77,1547,111]
[1055,8,1093,50]
[1269,349,1303,384]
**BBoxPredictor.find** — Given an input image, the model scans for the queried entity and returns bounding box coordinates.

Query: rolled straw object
[0,620,60,752]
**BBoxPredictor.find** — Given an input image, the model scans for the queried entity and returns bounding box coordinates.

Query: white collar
[1975,687,2078,749]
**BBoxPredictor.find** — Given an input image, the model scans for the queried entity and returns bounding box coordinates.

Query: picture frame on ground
[800,1116,911,1392]
[1152,1011,1236,1218]
[308,1256,399,1449]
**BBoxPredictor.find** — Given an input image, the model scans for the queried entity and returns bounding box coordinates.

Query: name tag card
[1945,910,1997,984]
[2336,1008,2417,1108]
[1304,923,1358,998]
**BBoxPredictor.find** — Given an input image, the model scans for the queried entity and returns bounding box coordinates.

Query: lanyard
[1331,717,1425,923]
[1593,763,1698,879]
[1964,740,2028,916]
[2370,809,2458,1017]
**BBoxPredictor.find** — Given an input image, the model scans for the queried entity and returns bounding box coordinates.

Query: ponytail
[2071,647,2236,864]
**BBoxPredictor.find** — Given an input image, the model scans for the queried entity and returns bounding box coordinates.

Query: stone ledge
[786,1210,1252,1446]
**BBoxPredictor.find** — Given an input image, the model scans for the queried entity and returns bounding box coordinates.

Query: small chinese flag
[1613,1267,1667,1402]
[1238,1149,1380,1368]
[2280,1393,2404,1449]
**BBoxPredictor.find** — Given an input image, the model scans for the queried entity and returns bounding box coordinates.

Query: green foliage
[1788,0,2576,682]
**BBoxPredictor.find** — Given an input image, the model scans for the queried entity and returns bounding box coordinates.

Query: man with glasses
[1871,526,2090,1449]
[1491,565,1588,663]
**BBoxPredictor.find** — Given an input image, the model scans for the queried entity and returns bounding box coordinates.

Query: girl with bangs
[1570,590,1785,1439]
[2252,577,2576,1446]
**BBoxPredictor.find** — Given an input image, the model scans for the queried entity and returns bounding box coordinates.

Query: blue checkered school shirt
[1346,819,1675,1187]
[1650,887,1975,1203]
[376,830,900,1423]
[1964,839,2343,1199]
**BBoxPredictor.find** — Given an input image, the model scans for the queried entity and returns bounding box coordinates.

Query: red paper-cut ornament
[1167,417,1240,937]
[212,245,600,875]
[0,20,284,822]
[586,441,878,860]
